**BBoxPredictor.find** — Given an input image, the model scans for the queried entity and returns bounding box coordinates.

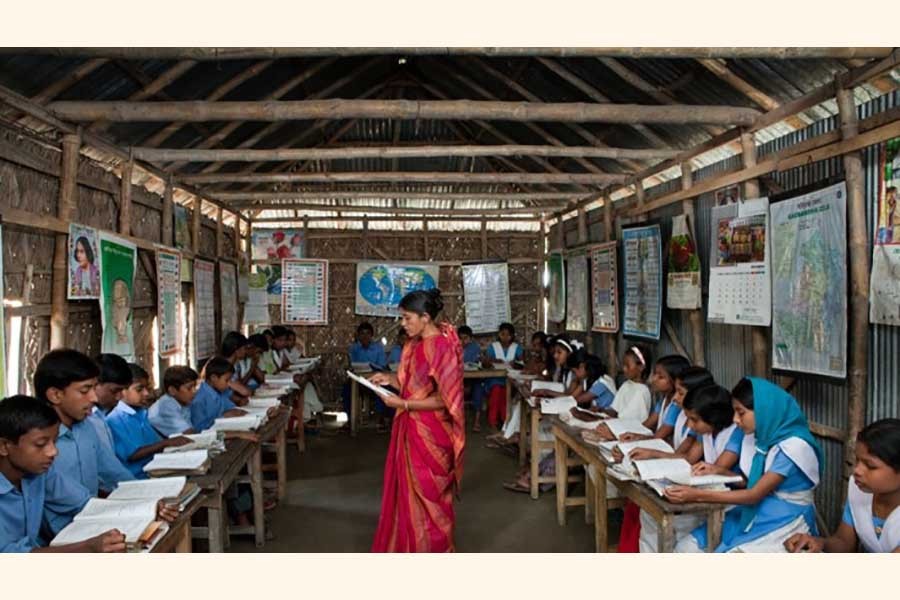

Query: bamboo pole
[252,214,540,223]
[240,203,559,216]
[161,177,174,247]
[740,132,769,378]
[577,207,588,244]
[181,171,627,186]
[191,198,202,255]
[49,133,80,349]
[538,217,547,332]
[233,215,241,261]
[602,195,618,376]
[216,206,224,257]
[680,161,706,367]
[133,144,680,163]
[217,191,586,205]
[634,180,645,209]
[47,99,762,126]
[119,153,133,236]
[836,85,870,486]
[423,220,430,261]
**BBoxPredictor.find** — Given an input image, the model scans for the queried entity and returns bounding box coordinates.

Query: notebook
[50,498,166,551]
[463,362,482,372]
[143,449,210,475]
[558,410,601,429]
[253,386,288,399]
[350,362,372,372]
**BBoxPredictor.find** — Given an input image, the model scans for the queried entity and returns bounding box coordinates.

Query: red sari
[372,323,465,552]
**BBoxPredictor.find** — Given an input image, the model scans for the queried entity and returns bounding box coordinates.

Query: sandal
[502,481,531,494]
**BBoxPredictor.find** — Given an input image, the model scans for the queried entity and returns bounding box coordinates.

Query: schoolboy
[148,365,199,437]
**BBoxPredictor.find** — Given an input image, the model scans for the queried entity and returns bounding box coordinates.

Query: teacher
[369,288,465,552]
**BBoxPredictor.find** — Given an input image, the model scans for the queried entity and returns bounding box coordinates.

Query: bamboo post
[49,133,80,349]
[232,213,241,260]
[215,206,224,257]
[119,153,133,236]
[836,85,870,486]
[362,217,369,260]
[680,161,706,367]
[481,220,488,258]
[634,180,645,210]
[741,132,769,377]
[191,197,202,255]
[602,195,618,376]
[423,219,430,260]
[576,207,588,244]
[161,177,174,247]
[538,217,547,332]
[556,215,565,251]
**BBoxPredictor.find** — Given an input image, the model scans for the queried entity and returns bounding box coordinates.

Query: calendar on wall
[707,197,772,326]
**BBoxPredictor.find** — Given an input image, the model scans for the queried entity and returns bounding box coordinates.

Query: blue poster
[622,225,662,340]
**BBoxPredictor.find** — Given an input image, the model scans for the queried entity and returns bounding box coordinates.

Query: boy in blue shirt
[190,357,247,431]
[149,365,199,437]
[108,364,191,478]
[386,329,407,366]
[86,354,133,459]
[34,350,135,532]
[0,395,127,553]
[458,325,486,433]
[342,322,389,430]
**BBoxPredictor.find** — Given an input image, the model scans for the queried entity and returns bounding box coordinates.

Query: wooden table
[349,367,510,437]
[551,417,726,553]
[150,492,206,553]
[508,379,560,499]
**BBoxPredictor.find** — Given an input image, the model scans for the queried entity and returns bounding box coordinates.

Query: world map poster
[355,262,440,317]
[771,182,847,378]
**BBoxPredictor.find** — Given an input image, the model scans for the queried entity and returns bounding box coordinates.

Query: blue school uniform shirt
[86,407,116,454]
[349,341,387,368]
[652,398,682,428]
[387,345,403,365]
[107,401,164,479]
[588,378,616,409]
[1,464,91,552]
[841,502,889,548]
[485,342,523,389]
[190,381,237,431]
[148,394,193,437]
[462,341,482,364]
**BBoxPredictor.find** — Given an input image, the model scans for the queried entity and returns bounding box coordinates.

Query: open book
[346,370,393,398]
[144,449,210,476]
[253,386,288,399]
[634,458,744,495]
[163,430,223,453]
[540,395,577,415]
[50,498,167,551]
[603,418,653,440]
[531,381,566,394]
[247,397,282,410]
[108,476,201,511]
[211,413,265,432]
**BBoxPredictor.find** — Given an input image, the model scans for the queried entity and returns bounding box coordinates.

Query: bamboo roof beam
[246,204,561,216]
[252,214,542,223]
[181,171,627,185]
[213,191,582,204]
[31,58,109,104]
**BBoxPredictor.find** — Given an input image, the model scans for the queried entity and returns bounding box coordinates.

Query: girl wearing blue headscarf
[664,377,824,552]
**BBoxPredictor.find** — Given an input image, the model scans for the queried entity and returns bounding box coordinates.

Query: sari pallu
[372,323,465,553]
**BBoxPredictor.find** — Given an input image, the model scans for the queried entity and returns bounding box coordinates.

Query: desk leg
[554,435,568,526]
[350,380,359,438]
[706,508,724,553]
[530,408,540,500]
[295,394,305,453]
[518,399,527,467]
[207,495,225,553]
[249,446,266,548]
[175,522,192,553]
[584,468,594,525]
[505,379,512,423]
[276,427,287,501]
[595,465,609,553]
[658,514,676,553]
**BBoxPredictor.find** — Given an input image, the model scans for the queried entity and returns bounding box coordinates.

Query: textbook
[633,458,744,493]
[603,418,653,440]
[107,476,201,511]
[247,397,282,410]
[163,430,224,454]
[531,381,566,394]
[50,498,167,551]
[507,369,537,381]
[540,395,578,415]
[144,449,210,476]
[253,386,289,399]
[211,413,265,432]
[346,370,393,398]
[558,409,602,429]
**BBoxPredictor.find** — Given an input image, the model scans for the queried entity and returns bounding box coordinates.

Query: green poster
[99,233,137,361]
[547,251,566,323]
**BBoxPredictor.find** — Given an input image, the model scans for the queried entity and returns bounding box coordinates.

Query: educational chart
[251,228,305,261]
[257,263,282,304]
[708,197,772,326]
[174,205,191,251]
[68,223,101,299]
[244,272,270,326]
[98,233,137,360]
[589,242,618,333]
[219,261,239,336]
[667,214,702,310]
[155,248,182,358]
[547,251,566,323]
[355,262,439,317]
[282,259,328,325]
[870,138,900,326]
[621,225,662,340]
[566,252,590,332]
[462,262,511,334]
[771,182,847,378]
[193,259,216,359]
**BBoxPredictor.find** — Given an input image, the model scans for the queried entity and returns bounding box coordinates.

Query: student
[483,322,524,431]
[148,366,199,437]
[269,325,294,373]
[244,334,272,387]
[221,331,254,402]
[34,350,134,532]
[458,326,482,364]
[458,326,485,432]
[669,377,823,553]
[284,330,304,364]
[0,395,125,553]
[523,331,550,376]
[86,354,133,458]
[107,364,191,478]
[571,352,616,410]
[342,323,388,430]
[785,418,900,553]
[387,329,408,366]
[191,357,247,432]
[620,355,691,443]
[594,345,652,421]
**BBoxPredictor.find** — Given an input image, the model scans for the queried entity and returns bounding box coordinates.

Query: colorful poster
[257,263,282,304]
[771,182,847,378]
[354,262,440,317]
[244,272,270,326]
[67,223,101,299]
[219,261,239,335]
[251,228,305,261]
[566,252,590,332]
[155,247,182,358]
[590,242,618,333]
[708,197,772,326]
[98,233,137,360]
[547,251,566,323]
[174,204,191,251]
[870,139,900,326]
[462,262,511,335]
[193,259,216,359]
[667,214,702,310]
[282,259,328,325]
[622,225,662,340]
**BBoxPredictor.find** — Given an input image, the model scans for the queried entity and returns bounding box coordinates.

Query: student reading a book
[284,329,305,364]
[482,322,523,432]
[149,366,199,437]
[785,418,900,553]
[668,377,823,553]
[523,331,550,376]
[618,355,691,444]
[571,352,616,409]
[34,350,135,530]
[222,332,255,402]
[268,326,294,373]
[191,357,247,432]
[594,345,652,422]
[243,334,271,388]
[342,322,389,431]
[107,364,192,478]
[88,354,133,455]
[458,326,485,432]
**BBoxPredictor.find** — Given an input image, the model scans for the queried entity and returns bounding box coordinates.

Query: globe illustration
[359,266,435,306]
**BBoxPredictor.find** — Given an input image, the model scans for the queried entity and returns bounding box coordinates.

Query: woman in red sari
[369,289,465,552]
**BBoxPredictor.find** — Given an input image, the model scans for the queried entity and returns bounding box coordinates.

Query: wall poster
[622,225,662,340]
[462,262,511,334]
[282,259,328,325]
[98,233,137,360]
[590,242,618,333]
[155,247,182,358]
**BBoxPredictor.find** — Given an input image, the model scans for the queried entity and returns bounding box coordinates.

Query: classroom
[0,45,899,555]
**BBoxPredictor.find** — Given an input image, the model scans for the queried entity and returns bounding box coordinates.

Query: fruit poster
[667,214,702,310]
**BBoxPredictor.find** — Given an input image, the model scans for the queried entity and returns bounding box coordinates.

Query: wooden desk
[551,417,726,553]
[256,408,291,501]
[151,492,206,553]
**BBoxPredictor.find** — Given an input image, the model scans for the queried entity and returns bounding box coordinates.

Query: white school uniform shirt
[234,357,252,380]
[847,478,900,553]
[491,341,520,363]
[673,410,692,448]
[739,434,821,501]
[702,423,739,464]
[609,380,651,422]
[655,395,673,433]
